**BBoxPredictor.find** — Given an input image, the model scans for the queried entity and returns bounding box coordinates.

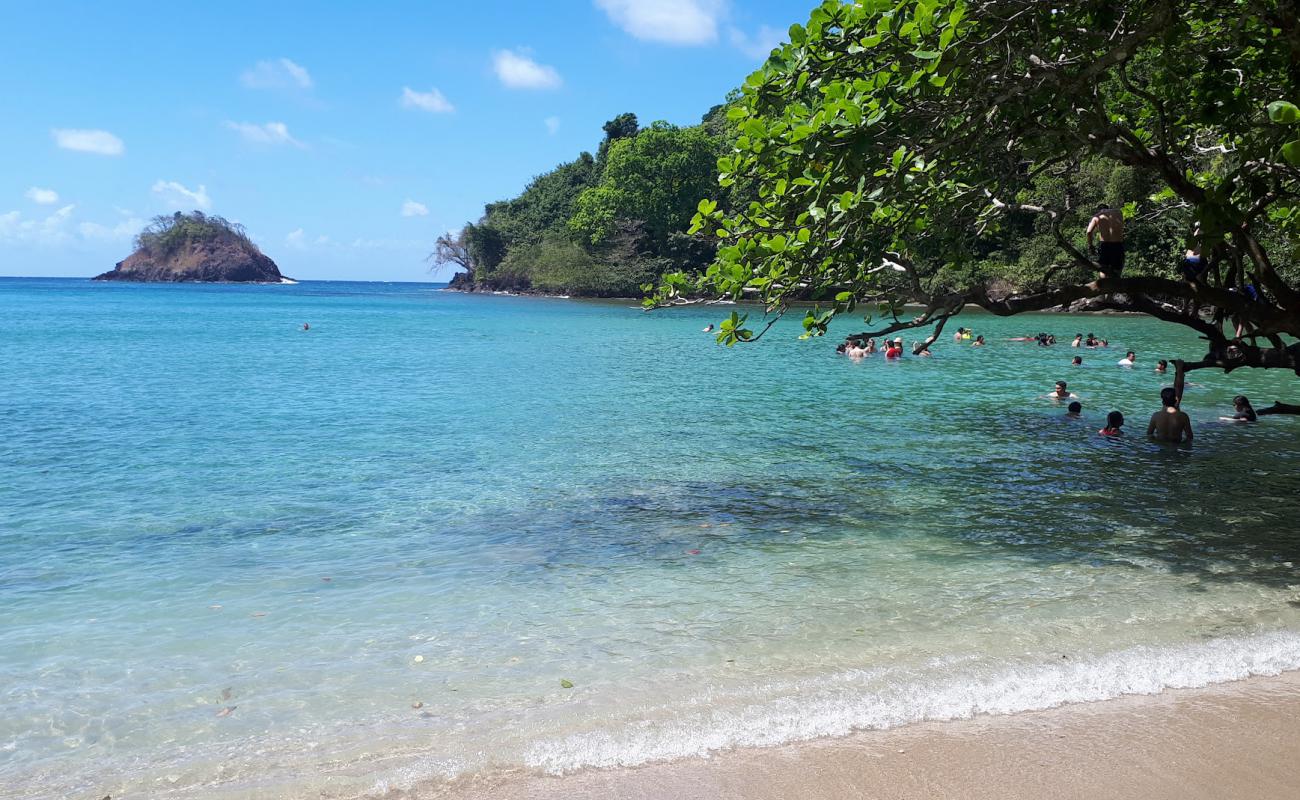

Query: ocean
[2,277,1299,798]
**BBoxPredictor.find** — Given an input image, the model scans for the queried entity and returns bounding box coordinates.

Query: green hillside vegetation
[437,50,1227,303]
[436,107,744,297]
[135,211,259,261]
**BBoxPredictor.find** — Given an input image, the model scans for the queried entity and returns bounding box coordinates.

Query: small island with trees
[95,211,287,283]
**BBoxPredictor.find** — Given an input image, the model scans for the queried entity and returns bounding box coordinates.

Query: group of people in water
[836,323,1262,442]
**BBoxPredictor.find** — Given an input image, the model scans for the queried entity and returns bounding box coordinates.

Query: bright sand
[435,671,1300,800]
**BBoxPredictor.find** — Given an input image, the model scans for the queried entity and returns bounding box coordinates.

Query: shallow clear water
[2,277,1299,798]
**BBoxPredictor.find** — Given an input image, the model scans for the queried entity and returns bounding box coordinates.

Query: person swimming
[971,335,985,346]
[1045,380,1078,401]
[1099,410,1125,436]
[1155,359,1167,374]
[1220,395,1258,422]
[703,324,715,333]
[1066,401,1083,419]
[1071,355,1082,366]
[301,322,310,331]
[1071,333,1083,348]
[1117,350,1136,366]
[884,338,904,359]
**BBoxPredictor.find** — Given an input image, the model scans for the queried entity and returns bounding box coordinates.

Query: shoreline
[441,287,1147,315]
[427,670,1300,800]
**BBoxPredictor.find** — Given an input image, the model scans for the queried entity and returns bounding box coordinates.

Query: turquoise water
[3,277,1300,798]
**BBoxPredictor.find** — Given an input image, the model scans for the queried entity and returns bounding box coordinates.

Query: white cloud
[544,116,561,135]
[492,49,562,90]
[152,180,212,210]
[0,204,77,245]
[241,58,313,90]
[79,216,142,242]
[349,236,430,250]
[25,187,59,205]
[401,200,429,217]
[401,86,455,113]
[595,0,723,45]
[728,24,784,59]
[286,228,307,249]
[51,128,124,156]
[224,120,305,147]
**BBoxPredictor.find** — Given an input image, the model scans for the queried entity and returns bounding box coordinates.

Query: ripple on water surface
[1,279,1299,797]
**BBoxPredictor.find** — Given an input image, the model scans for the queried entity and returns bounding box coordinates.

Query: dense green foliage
[438,110,733,297]
[135,211,257,260]
[652,0,1300,383]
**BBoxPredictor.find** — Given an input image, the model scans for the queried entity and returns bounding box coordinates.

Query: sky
[0,1,809,282]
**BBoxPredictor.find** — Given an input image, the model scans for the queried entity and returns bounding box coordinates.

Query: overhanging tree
[650,0,1300,406]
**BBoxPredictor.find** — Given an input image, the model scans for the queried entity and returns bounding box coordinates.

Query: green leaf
[1267,100,1300,124]
[911,49,941,60]
[1283,139,1300,166]
[560,679,574,689]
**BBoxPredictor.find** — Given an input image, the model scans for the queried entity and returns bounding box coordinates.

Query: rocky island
[95,211,288,283]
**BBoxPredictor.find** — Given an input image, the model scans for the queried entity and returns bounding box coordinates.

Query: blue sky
[0,1,807,281]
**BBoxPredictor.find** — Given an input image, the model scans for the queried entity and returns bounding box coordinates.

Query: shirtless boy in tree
[1086,205,1126,278]
[1147,387,1193,444]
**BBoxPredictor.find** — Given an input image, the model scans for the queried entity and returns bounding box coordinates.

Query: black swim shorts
[1097,241,1125,275]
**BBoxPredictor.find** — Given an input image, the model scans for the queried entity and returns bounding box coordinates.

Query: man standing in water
[1086,204,1126,278]
[1147,387,1193,444]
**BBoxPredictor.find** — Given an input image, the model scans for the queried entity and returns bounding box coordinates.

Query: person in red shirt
[1099,410,1125,436]
[884,337,903,359]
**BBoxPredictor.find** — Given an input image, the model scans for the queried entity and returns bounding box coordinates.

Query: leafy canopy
[652,0,1300,380]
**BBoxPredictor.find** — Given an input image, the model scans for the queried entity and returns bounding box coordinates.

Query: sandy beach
[426,671,1300,800]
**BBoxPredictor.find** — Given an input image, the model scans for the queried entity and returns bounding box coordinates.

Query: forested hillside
[434,106,743,296]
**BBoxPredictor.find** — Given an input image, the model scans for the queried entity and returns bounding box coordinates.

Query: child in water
[1099,411,1125,436]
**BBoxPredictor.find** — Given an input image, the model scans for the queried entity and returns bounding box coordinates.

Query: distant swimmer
[1099,410,1125,436]
[1072,356,1082,366]
[1086,204,1126,278]
[301,323,310,331]
[914,342,934,357]
[1155,359,1168,374]
[971,335,986,347]
[1066,401,1083,419]
[1045,380,1078,401]
[954,327,967,342]
[884,338,903,359]
[1147,387,1193,444]
[1071,333,1083,348]
[1220,395,1258,423]
[1117,350,1136,367]
[703,324,715,333]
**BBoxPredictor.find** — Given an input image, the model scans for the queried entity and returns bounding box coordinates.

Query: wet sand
[426,671,1300,800]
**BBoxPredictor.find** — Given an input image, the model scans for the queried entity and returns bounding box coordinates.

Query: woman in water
[1099,410,1125,436]
[971,335,985,346]
[1220,395,1258,422]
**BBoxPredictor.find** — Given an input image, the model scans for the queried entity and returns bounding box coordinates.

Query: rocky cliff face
[95,238,285,283]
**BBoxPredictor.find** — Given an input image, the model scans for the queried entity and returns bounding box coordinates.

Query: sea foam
[522,630,1300,774]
